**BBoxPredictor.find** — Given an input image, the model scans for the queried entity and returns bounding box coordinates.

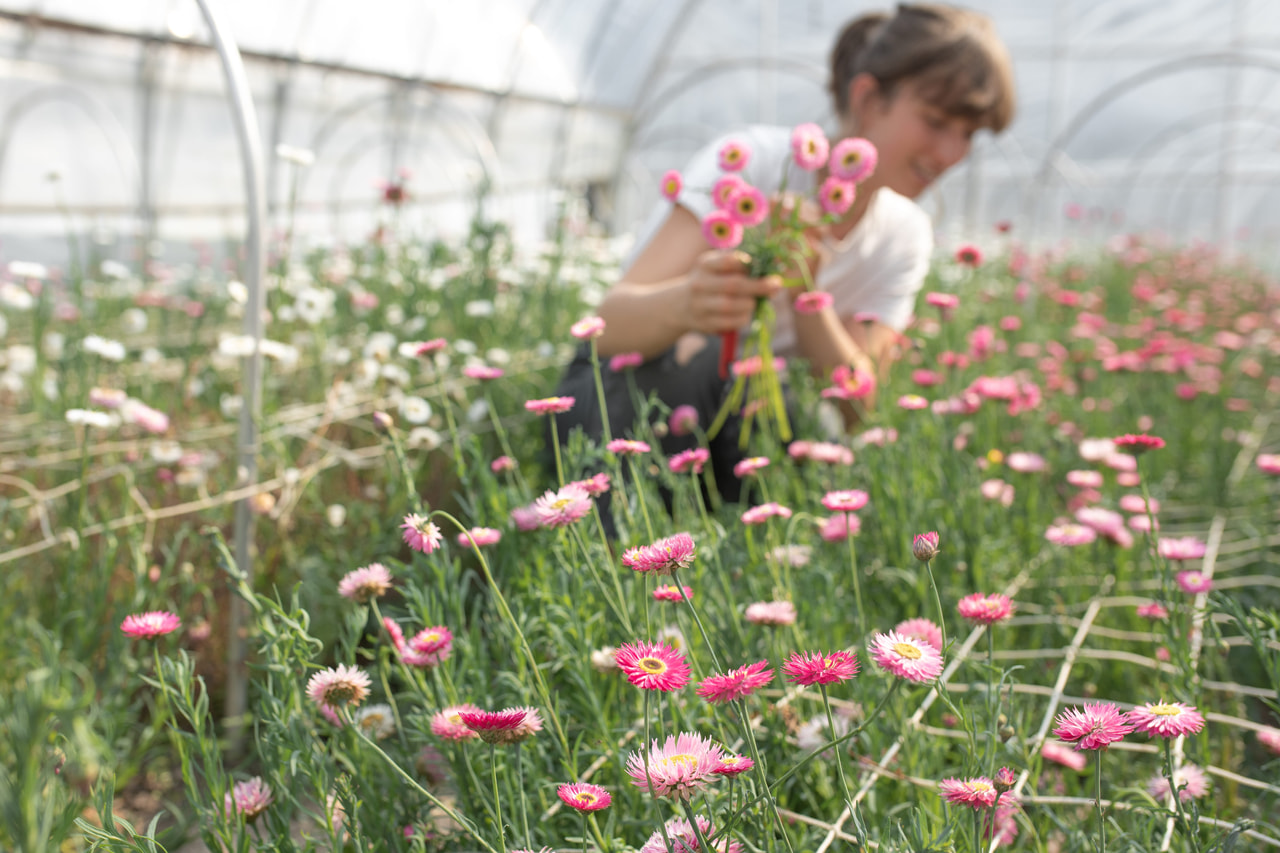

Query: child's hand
[684,250,782,334]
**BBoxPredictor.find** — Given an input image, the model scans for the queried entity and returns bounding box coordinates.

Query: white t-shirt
[631,125,933,355]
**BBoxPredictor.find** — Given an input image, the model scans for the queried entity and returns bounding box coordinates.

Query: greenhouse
[1,2,1278,852]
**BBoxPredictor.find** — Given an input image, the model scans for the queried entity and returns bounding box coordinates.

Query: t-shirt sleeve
[842,202,933,332]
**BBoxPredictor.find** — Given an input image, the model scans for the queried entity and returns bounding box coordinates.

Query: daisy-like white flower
[957,593,1015,626]
[626,732,724,800]
[431,704,481,741]
[1052,702,1134,751]
[769,545,811,567]
[1176,570,1213,594]
[121,610,181,639]
[401,513,443,554]
[740,502,792,525]
[306,664,371,710]
[895,618,943,652]
[744,601,796,626]
[524,396,575,415]
[225,777,273,822]
[532,484,593,528]
[912,531,940,562]
[1045,523,1097,546]
[1041,739,1087,771]
[337,563,393,603]
[458,707,528,745]
[1147,764,1209,802]
[457,527,502,548]
[821,489,868,512]
[639,815,742,853]
[938,777,998,809]
[1128,701,1206,738]
[622,531,696,575]
[354,704,396,740]
[783,650,859,686]
[590,646,618,671]
[696,661,774,704]
[653,584,694,603]
[869,632,944,683]
[669,447,710,474]
[1114,433,1165,454]
[557,782,611,812]
[615,641,690,692]
[607,438,650,454]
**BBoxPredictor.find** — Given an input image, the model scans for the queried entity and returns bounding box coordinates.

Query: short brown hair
[829,4,1016,133]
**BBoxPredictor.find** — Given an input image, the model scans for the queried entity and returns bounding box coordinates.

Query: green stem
[986,627,996,775]
[671,569,722,674]
[925,558,949,653]
[369,601,411,754]
[589,338,614,445]
[1095,748,1105,853]
[643,691,676,853]
[550,412,566,486]
[629,456,657,541]
[491,744,507,853]
[818,683,867,847]
[516,745,531,849]
[846,525,864,642]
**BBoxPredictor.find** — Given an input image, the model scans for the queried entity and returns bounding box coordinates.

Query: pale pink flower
[121,610,181,639]
[1176,570,1213,594]
[818,177,856,216]
[957,593,1015,625]
[980,478,1015,506]
[491,455,516,473]
[525,396,575,415]
[822,364,875,401]
[1257,453,1280,475]
[791,123,829,170]
[413,337,448,356]
[727,185,769,227]
[803,441,855,466]
[669,405,700,436]
[895,618,943,651]
[733,456,770,478]
[1066,470,1104,489]
[1045,523,1097,546]
[669,447,710,474]
[569,472,611,496]
[1137,602,1168,620]
[1147,764,1209,802]
[741,502,792,525]
[794,291,834,314]
[660,170,682,201]
[821,489,868,512]
[898,394,929,410]
[820,512,861,542]
[1041,739,1087,771]
[1119,494,1160,514]
[532,484,593,527]
[457,527,502,548]
[306,664,371,709]
[939,777,997,808]
[511,505,541,531]
[653,584,693,602]
[338,563,393,603]
[718,140,750,171]
[402,513,443,553]
[463,365,504,381]
[1129,701,1205,738]
[770,544,812,566]
[1129,514,1158,532]
[1159,537,1207,562]
[607,438,651,454]
[1006,452,1048,473]
[829,137,877,183]
[926,291,960,311]
[621,532,696,576]
[88,387,127,409]
[402,625,453,668]
[702,210,743,250]
[570,316,606,340]
[1052,702,1133,750]
[1257,727,1280,755]
[744,601,796,626]
[225,777,273,822]
[869,632,944,682]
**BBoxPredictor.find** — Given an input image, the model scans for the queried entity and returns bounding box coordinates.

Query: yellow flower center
[987,449,1005,464]
[423,632,440,643]
[637,657,668,674]
[722,756,740,766]
[893,642,923,660]
[550,498,572,510]
[971,781,994,793]
[659,754,698,772]
[574,792,598,804]
[1150,703,1182,716]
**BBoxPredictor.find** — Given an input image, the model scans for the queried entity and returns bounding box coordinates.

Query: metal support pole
[1214,0,1245,249]
[190,0,267,754]
[136,42,159,275]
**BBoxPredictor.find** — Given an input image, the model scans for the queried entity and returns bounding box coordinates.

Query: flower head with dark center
[783,650,859,686]
[337,563,392,603]
[306,664,371,710]
[615,641,691,692]
[225,777,273,822]
[557,782,611,812]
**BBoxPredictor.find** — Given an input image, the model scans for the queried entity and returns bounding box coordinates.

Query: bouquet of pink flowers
[660,124,878,446]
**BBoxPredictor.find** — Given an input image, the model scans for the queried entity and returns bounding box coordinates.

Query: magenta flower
[829,137,877,182]
[1159,537,1207,561]
[740,502,792,525]
[912,531,940,562]
[791,122,829,171]
[458,707,529,745]
[711,175,747,209]
[121,610,181,639]
[225,776,273,822]
[622,531,696,575]
[1052,702,1133,750]
[926,292,959,310]
[696,660,774,704]
[939,777,997,809]
[702,209,744,250]
[626,732,724,799]
[609,351,644,371]
[728,185,769,227]
[794,291,834,314]
[1147,764,1209,802]
[660,170,682,202]
[869,632,944,682]
[669,447,710,474]
[744,601,796,626]
[615,641,691,692]
[653,584,694,602]
[953,243,983,267]
[525,396,575,415]
[1176,570,1213,594]
[491,455,516,473]
[402,626,453,667]
[1114,433,1165,454]
[607,438,650,454]
[715,753,755,776]
[402,513,443,554]
[557,782,612,812]
[821,489,868,513]
[821,364,874,400]
[717,139,750,171]
[532,484,593,528]
[306,664,371,709]
[1257,727,1280,755]
[1257,453,1280,475]
[570,316,606,340]
[1128,701,1205,738]
[957,593,1015,626]
[569,472,611,495]
[338,563,393,603]
[431,704,481,741]
[783,650,859,686]
[895,618,944,652]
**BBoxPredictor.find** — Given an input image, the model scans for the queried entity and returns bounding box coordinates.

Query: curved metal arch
[631,56,826,133]
[0,85,141,206]
[1161,138,1280,243]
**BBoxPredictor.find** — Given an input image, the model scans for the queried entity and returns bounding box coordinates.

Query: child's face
[857,81,980,199]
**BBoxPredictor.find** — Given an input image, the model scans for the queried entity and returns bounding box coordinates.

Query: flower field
[2,221,1279,852]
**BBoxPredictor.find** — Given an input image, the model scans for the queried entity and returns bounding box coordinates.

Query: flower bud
[912,531,940,562]
[372,411,394,431]
[995,766,1016,791]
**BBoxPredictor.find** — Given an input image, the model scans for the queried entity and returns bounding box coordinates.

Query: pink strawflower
[733,456,770,477]
[525,396,575,415]
[895,618,943,652]
[1052,702,1134,750]
[338,563,393,603]
[669,447,710,474]
[829,137,877,183]
[607,438,651,454]
[821,364,874,400]
[953,244,984,267]
[741,502,792,525]
[532,484,593,527]
[627,732,724,799]
[121,610,181,639]
[669,404,700,435]
[715,754,755,776]
[403,626,453,667]
[957,593,1015,626]
[491,455,516,473]
[1114,433,1165,454]
[1006,452,1048,473]
[981,478,1015,506]
[870,632,944,682]
[509,706,543,741]
[898,394,929,410]
[1159,537,1207,561]
[660,170,682,202]
[558,782,612,812]
[821,489,868,512]
[702,209,743,250]
[696,660,774,703]
[794,291,834,314]
[463,365,504,380]
[654,584,694,602]
[1066,470,1104,489]
[431,704,481,741]
[783,650,859,686]
[413,337,448,356]
[820,512,861,542]
[1119,494,1160,514]
[995,767,1017,790]
[939,777,997,809]
[615,641,691,692]
[622,532,696,575]
[640,816,741,853]
[1137,602,1169,620]
[402,513,443,554]
[1257,727,1280,755]
[718,140,750,171]
[569,472,611,496]
[383,617,408,654]
[1176,570,1213,594]
[791,123,829,171]
[1045,523,1097,546]
[912,531,940,562]
[1129,514,1158,532]
[225,777,273,822]
[818,177,856,216]
[1257,453,1280,475]
[745,601,796,626]
[1041,739,1087,771]
[306,664,371,709]
[728,185,769,227]
[926,292,960,310]
[458,707,529,745]
[511,505,541,531]
[711,174,747,209]
[1147,764,1209,802]
[609,351,644,371]
[1129,701,1206,738]
[570,316,606,340]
